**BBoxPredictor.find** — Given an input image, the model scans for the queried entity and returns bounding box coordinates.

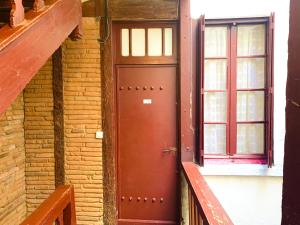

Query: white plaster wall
[204,176,283,225]
[191,1,290,224]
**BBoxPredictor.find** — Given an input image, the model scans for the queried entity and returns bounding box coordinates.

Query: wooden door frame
[113,21,180,225]
[179,0,194,162]
[101,1,193,224]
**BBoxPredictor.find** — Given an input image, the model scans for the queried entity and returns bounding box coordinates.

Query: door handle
[162,147,177,153]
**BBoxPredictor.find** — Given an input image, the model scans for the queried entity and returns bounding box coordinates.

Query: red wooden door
[117,65,178,225]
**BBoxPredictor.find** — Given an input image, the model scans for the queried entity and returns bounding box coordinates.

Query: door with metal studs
[114,22,179,225]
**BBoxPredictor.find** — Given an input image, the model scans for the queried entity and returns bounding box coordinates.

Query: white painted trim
[199,164,283,177]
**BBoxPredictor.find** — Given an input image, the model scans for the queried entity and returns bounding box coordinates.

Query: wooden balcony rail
[0,0,45,28]
[0,0,82,116]
[20,185,76,225]
[182,162,234,225]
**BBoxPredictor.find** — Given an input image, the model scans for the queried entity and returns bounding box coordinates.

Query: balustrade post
[10,0,24,27]
[33,0,45,11]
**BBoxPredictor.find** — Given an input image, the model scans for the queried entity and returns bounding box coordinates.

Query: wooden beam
[82,0,104,17]
[69,23,83,41]
[179,0,194,161]
[53,46,65,187]
[101,18,117,225]
[0,0,82,116]
[110,0,178,20]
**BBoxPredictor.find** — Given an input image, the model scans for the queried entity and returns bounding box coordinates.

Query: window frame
[198,14,275,167]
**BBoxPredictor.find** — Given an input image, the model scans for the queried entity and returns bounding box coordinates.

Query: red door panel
[117,65,178,225]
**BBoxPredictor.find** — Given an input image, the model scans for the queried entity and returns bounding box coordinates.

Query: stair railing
[20,185,76,225]
[181,162,234,225]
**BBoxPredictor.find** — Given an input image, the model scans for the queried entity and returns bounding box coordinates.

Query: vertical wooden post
[10,0,25,27]
[52,46,65,187]
[179,0,194,162]
[282,0,300,224]
[101,9,117,225]
[33,0,45,11]
[198,16,205,165]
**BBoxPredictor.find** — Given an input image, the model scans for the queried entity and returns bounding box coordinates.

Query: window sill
[199,163,283,177]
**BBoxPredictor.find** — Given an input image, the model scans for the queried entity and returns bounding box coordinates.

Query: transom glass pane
[205,26,227,57]
[237,58,265,89]
[237,124,264,154]
[148,28,162,56]
[237,24,266,56]
[237,91,265,121]
[204,92,227,122]
[204,59,227,90]
[164,28,173,56]
[121,29,129,56]
[131,29,145,56]
[204,124,226,154]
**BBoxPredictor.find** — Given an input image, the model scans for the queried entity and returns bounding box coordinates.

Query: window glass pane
[204,59,227,90]
[164,28,173,56]
[205,26,227,57]
[237,91,265,121]
[204,124,226,154]
[237,24,266,56]
[148,28,162,56]
[204,92,227,122]
[121,29,129,56]
[237,124,264,154]
[131,29,145,56]
[237,58,265,89]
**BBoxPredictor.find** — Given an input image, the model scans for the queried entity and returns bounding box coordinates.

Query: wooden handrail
[20,185,76,225]
[182,162,234,225]
[0,0,45,28]
[0,0,82,116]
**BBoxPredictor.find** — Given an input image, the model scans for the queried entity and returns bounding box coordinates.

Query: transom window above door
[113,22,177,64]
[198,15,274,166]
[121,28,173,57]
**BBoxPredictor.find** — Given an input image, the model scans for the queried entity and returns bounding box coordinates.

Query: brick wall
[63,18,103,225]
[24,59,55,213]
[0,17,103,225]
[0,95,26,225]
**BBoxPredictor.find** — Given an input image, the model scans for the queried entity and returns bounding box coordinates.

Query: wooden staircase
[0,0,82,116]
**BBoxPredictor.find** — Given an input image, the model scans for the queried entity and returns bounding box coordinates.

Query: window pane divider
[228,25,237,156]
[204,90,227,92]
[237,88,266,91]
[204,122,227,124]
[129,28,132,56]
[204,57,228,60]
[145,28,148,56]
[237,55,266,58]
[162,27,165,56]
[237,121,265,124]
